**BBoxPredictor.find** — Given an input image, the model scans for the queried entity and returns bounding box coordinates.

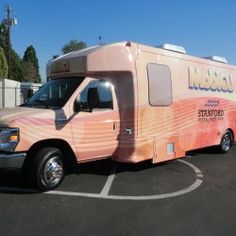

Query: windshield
[21,77,84,109]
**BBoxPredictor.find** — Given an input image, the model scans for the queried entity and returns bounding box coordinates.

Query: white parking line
[45,159,204,200]
[100,167,116,196]
[45,177,203,200]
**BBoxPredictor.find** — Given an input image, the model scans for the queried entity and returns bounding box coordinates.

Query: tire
[29,147,65,191]
[218,131,233,153]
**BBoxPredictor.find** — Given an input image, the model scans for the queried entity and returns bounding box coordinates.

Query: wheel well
[22,139,78,174]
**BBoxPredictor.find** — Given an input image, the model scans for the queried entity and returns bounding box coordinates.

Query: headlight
[0,128,19,152]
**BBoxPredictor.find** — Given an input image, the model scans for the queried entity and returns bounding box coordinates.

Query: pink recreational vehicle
[0,42,235,190]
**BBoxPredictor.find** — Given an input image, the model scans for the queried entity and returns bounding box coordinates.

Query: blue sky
[1,0,236,82]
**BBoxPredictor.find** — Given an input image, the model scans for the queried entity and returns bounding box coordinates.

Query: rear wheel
[29,147,65,191]
[219,131,233,153]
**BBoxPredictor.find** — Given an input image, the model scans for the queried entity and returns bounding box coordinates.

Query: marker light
[9,135,18,142]
[0,128,19,152]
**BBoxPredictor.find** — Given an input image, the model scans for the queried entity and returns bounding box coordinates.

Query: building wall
[0,79,42,108]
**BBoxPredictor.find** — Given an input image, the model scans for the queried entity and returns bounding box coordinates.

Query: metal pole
[6,5,11,80]
[1,0,5,107]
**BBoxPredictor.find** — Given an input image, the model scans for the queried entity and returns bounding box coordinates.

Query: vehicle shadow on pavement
[0,158,168,194]
[78,158,168,175]
[0,144,234,194]
[0,171,39,194]
[186,146,225,156]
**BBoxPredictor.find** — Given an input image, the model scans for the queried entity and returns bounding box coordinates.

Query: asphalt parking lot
[0,146,236,236]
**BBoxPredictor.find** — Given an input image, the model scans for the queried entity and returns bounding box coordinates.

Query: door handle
[113,122,117,131]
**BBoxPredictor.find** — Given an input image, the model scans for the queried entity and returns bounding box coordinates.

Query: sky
[1,0,236,82]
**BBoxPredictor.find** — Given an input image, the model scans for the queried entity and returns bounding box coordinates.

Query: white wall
[0,79,41,108]
[5,79,21,108]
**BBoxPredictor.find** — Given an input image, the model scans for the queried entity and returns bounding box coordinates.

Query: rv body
[0,42,235,190]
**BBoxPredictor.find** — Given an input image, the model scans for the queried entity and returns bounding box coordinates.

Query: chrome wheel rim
[222,133,231,152]
[43,156,64,187]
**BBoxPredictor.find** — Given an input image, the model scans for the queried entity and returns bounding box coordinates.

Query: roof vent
[205,56,228,64]
[160,43,186,54]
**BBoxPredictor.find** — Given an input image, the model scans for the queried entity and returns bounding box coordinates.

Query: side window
[79,80,113,110]
[147,63,173,106]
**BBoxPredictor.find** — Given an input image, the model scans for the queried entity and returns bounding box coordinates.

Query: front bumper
[0,152,26,170]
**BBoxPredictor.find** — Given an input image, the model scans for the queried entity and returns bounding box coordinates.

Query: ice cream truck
[0,42,235,190]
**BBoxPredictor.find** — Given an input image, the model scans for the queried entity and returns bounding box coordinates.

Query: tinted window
[79,80,113,110]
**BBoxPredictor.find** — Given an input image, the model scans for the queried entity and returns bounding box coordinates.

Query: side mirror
[88,87,99,111]
[74,96,82,113]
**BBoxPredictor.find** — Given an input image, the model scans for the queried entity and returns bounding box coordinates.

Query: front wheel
[29,147,65,191]
[218,131,233,153]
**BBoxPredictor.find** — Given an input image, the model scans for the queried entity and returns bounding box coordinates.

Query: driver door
[71,79,120,162]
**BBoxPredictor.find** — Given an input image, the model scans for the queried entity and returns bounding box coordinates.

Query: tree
[11,50,23,82]
[0,22,41,82]
[22,62,38,82]
[0,23,7,51]
[22,45,41,83]
[0,47,8,79]
[62,40,86,54]
[0,21,23,81]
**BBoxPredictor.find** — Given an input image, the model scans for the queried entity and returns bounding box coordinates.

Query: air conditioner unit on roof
[205,56,228,64]
[160,43,186,54]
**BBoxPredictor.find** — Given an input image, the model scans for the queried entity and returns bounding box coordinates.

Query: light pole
[0,5,17,108]
[3,5,17,80]
[1,5,17,108]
